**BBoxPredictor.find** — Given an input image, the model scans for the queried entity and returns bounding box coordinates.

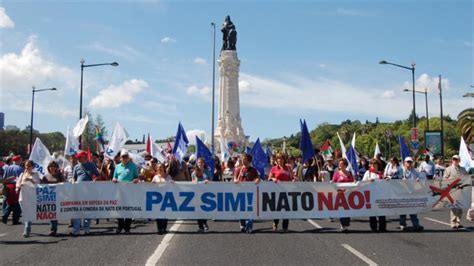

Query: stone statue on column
[221,15,237,51]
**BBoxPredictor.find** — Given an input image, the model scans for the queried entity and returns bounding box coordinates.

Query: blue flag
[172,122,189,162]
[399,135,410,161]
[299,119,315,162]
[346,144,359,178]
[265,145,272,158]
[195,136,215,177]
[250,138,269,178]
[245,146,252,154]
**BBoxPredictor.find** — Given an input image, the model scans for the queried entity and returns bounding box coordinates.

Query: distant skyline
[0,1,472,145]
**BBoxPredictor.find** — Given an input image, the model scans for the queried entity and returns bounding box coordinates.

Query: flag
[337,132,347,159]
[351,132,356,149]
[152,143,167,163]
[95,126,105,145]
[399,135,410,161]
[246,146,252,154]
[421,148,434,160]
[299,119,315,162]
[87,148,92,162]
[196,136,214,175]
[129,152,146,167]
[146,133,152,154]
[346,145,359,177]
[219,137,230,163]
[173,122,189,162]
[250,138,268,178]
[29,138,52,176]
[104,122,129,159]
[72,115,89,139]
[265,145,272,158]
[374,141,381,158]
[459,137,474,171]
[64,126,80,156]
[320,140,333,160]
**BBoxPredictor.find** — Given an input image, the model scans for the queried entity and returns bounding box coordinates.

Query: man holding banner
[443,155,468,229]
[399,157,424,232]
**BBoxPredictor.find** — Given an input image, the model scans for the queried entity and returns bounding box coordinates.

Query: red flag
[146,133,152,154]
[87,147,92,162]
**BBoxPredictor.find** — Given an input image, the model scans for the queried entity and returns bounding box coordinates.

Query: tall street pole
[30,87,57,154]
[438,74,444,158]
[211,22,216,156]
[411,63,416,128]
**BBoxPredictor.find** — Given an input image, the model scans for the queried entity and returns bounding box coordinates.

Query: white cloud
[186,129,208,145]
[161,37,176,43]
[194,57,207,65]
[239,80,257,94]
[402,73,449,93]
[84,42,142,61]
[89,79,148,108]
[186,85,211,100]
[0,35,75,91]
[318,64,327,68]
[381,90,396,99]
[0,7,14,28]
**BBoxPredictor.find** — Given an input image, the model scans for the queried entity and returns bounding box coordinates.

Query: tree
[457,108,473,143]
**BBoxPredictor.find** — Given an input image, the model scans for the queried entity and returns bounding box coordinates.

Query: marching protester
[152,162,174,234]
[192,158,210,232]
[384,157,403,180]
[71,151,100,236]
[168,157,191,182]
[295,158,318,182]
[363,159,387,232]
[332,158,355,233]
[222,158,236,182]
[323,155,336,181]
[268,153,294,232]
[434,157,446,179]
[2,155,24,225]
[234,153,260,233]
[443,155,468,229]
[112,149,140,234]
[16,160,42,237]
[43,161,65,236]
[399,157,424,232]
[418,155,435,179]
[213,156,223,181]
[141,157,158,183]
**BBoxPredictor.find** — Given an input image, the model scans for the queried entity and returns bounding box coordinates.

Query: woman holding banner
[268,153,294,232]
[16,160,42,237]
[43,161,65,236]
[192,158,210,233]
[152,163,174,234]
[332,158,355,233]
[363,159,387,232]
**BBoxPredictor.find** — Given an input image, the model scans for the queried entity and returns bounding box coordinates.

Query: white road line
[0,233,7,237]
[307,219,322,229]
[424,217,473,231]
[145,221,183,266]
[342,244,378,266]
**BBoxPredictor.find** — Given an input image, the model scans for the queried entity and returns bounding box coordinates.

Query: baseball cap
[75,151,88,158]
[452,155,460,160]
[404,157,413,162]
[12,155,22,161]
[120,149,129,157]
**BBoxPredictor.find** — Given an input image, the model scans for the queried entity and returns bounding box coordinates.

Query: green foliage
[0,129,65,157]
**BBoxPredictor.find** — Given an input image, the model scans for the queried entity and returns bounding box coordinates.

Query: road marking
[307,219,322,229]
[424,217,473,231]
[0,233,7,237]
[342,244,378,266]
[145,220,183,266]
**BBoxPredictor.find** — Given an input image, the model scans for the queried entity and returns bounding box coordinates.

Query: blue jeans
[239,219,253,231]
[399,214,420,228]
[72,218,90,234]
[24,221,32,234]
[3,202,21,223]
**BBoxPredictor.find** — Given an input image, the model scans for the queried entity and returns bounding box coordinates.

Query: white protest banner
[29,138,52,175]
[104,122,129,159]
[72,115,89,138]
[20,176,472,222]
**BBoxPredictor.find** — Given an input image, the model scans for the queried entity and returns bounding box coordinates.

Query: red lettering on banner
[334,190,350,210]
[348,191,365,209]
[364,191,371,209]
[36,212,56,220]
[317,192,333,210]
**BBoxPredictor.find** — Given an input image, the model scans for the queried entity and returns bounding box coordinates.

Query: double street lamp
[379,60,417,128]
[404,87,429,130]
[30,86,57,154]
[79,59,119,147]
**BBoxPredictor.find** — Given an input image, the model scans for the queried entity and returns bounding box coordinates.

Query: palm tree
[457,108,474,143]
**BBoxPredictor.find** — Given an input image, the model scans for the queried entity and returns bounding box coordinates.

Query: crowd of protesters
[1,147,472,237]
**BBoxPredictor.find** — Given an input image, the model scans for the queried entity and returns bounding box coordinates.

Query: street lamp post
[30,86,57,154]
[211,22,216,157]
[379,60,417,128]
[438,75,444,158]
[79,59,119,148]
[403,87,429,130]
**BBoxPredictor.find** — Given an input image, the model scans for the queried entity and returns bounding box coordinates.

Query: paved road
[1,208,472,265]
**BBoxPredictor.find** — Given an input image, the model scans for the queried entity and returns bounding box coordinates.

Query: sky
[0,0,473,146]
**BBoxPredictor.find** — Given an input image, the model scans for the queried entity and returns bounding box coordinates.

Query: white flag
[220,137,230,163]
[336,132,347,159]
[104,122,129,159]
[72,115,89,138]
[64,126,80,156]
[351,132,356,149]
[374,141,381,158]
[29,138,52,176]
[459,137,474,171]
[152,142,167,163]
[129,152,146,168]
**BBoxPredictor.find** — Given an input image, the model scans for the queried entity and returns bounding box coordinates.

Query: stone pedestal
[215,50,248,151]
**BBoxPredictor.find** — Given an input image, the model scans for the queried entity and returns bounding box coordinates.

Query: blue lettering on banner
[146,192,162,211]
[146,191,196,212]
[200,192,253,212]
[161,192,178,211]
[179,192,195,211]
[36,186,56,203]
